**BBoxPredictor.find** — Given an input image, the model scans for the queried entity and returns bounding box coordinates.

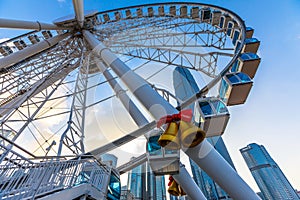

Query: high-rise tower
[173,67,235,199]
[146,164,167,200]
[127,160,146,199]
[127,158,167,200]
[240,143,299,200]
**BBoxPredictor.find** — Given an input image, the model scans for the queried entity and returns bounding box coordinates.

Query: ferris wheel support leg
[95,59,205,199]
[0,32,71,70]
[184,140,261,200]
[173,163,207,200]
[83,30,260,200]
[95,60,148,127]
[83,30,175,120]
[0,18,68,30]
[72,0,84,28]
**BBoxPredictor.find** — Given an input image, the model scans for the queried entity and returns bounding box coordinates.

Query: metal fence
[0,156,111,199]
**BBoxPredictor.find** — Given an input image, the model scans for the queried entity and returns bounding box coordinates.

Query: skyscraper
[173,67,235,199]
[146,164,167,200]
[127,160,146,199]
[127,158,167,200]
[169,194,191,200]
[240,143,299,200]
[120,186,134,200]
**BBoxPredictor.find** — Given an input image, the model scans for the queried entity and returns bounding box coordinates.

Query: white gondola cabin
[219,72,253,106]
[20,40,27,48]
[231,29,240,46]
[242,38,260,54]
[219,15,231,29]
[148,7,154,17]
[0,46,13,56]
[42,30,53,39]
[158,6,165,16]
[169,6,176,16]
[227,21,238,38]
[246,27,254,38]
[234,40,241,54]
[114,11,121,21]
[211,11,221,26]
[103,13,110,22]
[180,5,187,18]
[201,8,211,23]
[13,41,24,50]
[226,21,234,37]
[146,129,180,176]
[28,35,40,44]
[137,8,143,18]
[194,97,230,137]
[191,7,199,19]
[231,52,261,79]
[125,10,132,19]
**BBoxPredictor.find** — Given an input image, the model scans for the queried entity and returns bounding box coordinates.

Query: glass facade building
[127,158,167,200]
[146,164,167,200]
[169,195,191,200]
[240,143,299,200]
[173,67,235,199]
[120,186,134,200]
[127,160,146,199]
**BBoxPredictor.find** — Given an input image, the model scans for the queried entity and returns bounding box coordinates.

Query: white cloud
[57,0,66,2]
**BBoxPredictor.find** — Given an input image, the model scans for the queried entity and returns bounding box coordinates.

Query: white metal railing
[0,143,34,169]
[0,156,111,200]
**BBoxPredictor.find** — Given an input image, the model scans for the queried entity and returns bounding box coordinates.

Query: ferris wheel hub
[53,9,98,28]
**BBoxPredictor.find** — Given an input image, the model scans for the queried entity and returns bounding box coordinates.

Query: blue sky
[1,0,300,192]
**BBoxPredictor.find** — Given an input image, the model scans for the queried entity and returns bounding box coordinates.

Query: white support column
[173,163,207,200]
[83,30,174,119]
[94,58,205,200]
[184,140,261,200]
[95,60,148,127]
[0,18,68,30]
[83,30,260,200]
[0,32,71,70]
[72,0,84,28]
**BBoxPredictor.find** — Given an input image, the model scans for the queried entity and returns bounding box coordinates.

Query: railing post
[68,157,82,187]
[31,162,48,199]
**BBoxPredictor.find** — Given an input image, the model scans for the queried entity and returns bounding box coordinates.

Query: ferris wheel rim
[90,1,246,101]
[0,1,249,157]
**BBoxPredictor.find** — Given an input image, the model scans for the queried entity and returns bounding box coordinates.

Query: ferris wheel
[0,1,261,199]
